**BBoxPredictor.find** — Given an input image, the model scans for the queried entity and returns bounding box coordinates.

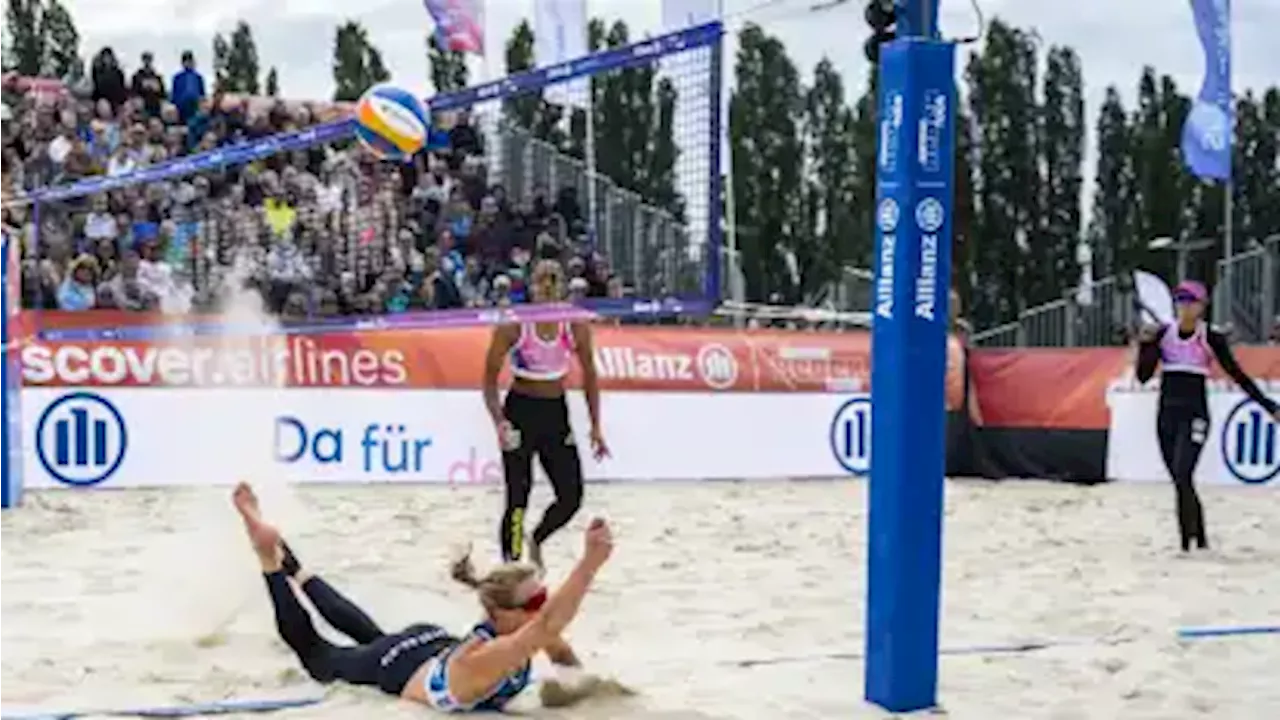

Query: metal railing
[486,122,705,299]
[970,275,1135,348]
[970,236,1280,348]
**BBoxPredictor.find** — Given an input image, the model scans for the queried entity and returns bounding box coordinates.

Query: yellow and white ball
[354,83,430,161]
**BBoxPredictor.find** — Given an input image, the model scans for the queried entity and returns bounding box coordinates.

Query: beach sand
[2,479,1278,719]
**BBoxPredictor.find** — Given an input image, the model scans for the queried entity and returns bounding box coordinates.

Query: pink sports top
[1159,322,1213,375]
[509,322,575,381]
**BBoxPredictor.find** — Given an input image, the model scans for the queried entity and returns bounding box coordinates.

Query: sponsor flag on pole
[423,0,486,55]
[533,0,589,108]
[1180,0,1232,181]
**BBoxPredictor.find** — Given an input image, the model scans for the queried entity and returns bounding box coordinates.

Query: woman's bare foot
[232,482,284,572]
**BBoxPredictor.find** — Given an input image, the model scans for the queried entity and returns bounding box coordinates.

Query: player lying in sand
[232,482,614,712]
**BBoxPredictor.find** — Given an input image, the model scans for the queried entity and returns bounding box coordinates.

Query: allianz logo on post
[913,198,944,322]
[1221,399,1280,485]
[874,198,899,320]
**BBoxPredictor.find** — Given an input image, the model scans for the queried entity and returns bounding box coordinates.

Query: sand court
[2,479,1278,719]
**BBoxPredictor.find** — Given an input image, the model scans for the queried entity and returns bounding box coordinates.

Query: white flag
[661,0,720,31]
[1133,269,1175,327]
[534,0,589,109]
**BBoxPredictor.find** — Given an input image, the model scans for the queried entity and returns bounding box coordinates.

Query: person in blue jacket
[171,50,206,123]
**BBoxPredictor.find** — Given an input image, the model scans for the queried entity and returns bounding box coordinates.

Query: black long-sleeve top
[1136,324,1278,414]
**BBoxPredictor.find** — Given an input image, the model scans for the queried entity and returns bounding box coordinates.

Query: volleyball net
[7,22,724,341]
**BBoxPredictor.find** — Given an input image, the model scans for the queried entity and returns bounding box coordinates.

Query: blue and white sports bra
[424,621,532,713]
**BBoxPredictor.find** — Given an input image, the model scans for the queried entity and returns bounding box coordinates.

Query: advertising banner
[20,388,861,488]
[17,322,966,408]
[1108,387,1280,486]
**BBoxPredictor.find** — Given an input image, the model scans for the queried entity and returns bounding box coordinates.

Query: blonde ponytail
[450,551,481,589]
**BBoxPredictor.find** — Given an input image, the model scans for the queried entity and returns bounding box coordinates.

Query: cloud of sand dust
[113,254,309,645]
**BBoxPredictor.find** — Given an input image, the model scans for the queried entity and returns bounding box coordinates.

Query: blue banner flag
[1181,0,1232,181]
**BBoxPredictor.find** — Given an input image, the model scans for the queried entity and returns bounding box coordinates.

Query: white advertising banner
[1107,386,1280,486]
[21,388,872,489]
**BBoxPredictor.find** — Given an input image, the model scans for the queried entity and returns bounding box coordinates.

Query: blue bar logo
[35,392,128,486]
[1221,398,1280,484]
[830,396,873,474]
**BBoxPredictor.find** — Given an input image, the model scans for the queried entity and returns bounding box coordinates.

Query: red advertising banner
[967,347,1127,431]
[968,344,1280,430]
[17,312,966,409]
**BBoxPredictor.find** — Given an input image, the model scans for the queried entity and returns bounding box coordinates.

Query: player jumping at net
[232,482,613,712]
[483,258,608,567]
[1136,280,1279,552]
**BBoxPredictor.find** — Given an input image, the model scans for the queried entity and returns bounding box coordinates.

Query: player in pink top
[1136,279,1278,552]
[482,259,608,567]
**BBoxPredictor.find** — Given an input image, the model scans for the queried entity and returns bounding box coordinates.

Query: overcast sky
[66,0,1280,208]
[66,0,1280,102]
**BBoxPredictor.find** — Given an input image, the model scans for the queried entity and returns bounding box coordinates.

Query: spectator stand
[2,22,725,337]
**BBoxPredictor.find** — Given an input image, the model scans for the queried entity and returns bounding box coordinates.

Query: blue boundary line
[1,694,324,720]
[729,625,1279,668]
[1177,624,1280,639]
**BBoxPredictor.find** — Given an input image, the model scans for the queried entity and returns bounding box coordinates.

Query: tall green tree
[502,19,566,148]
[579,20,680,215]
[848,65,878,271]
[1087,86,1138,279]
[1235,91,1280,246]
[799,57,857,297]
[332,20,390,102]
[1254,88,1280,241]
[427,34,468,93]
[729,23,805,302]
[965,20,1041,321]
[225,21,261,94]
[645,76,681,217]
[39,0,78,77]
[1034,45,1085,297]
[5,0,43,75]
[264,67,279,96]
[1129,68,1195,278]
[561,19,606,161]
[211,32,230,92]
[951,95,979,319]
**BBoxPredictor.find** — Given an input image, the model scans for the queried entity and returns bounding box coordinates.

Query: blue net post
[864,0,955,712]
[2,201,25,509]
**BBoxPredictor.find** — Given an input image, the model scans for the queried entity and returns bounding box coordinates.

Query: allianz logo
[592,345,738,388]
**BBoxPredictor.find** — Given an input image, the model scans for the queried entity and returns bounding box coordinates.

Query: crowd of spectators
[1,46,629,319]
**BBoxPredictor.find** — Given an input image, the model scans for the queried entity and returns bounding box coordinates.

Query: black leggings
[1156,405,1210,551]
[264,572,454,694]
[500,391,584,562]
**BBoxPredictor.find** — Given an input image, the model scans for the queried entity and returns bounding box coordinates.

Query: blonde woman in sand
[231,482,617,712]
